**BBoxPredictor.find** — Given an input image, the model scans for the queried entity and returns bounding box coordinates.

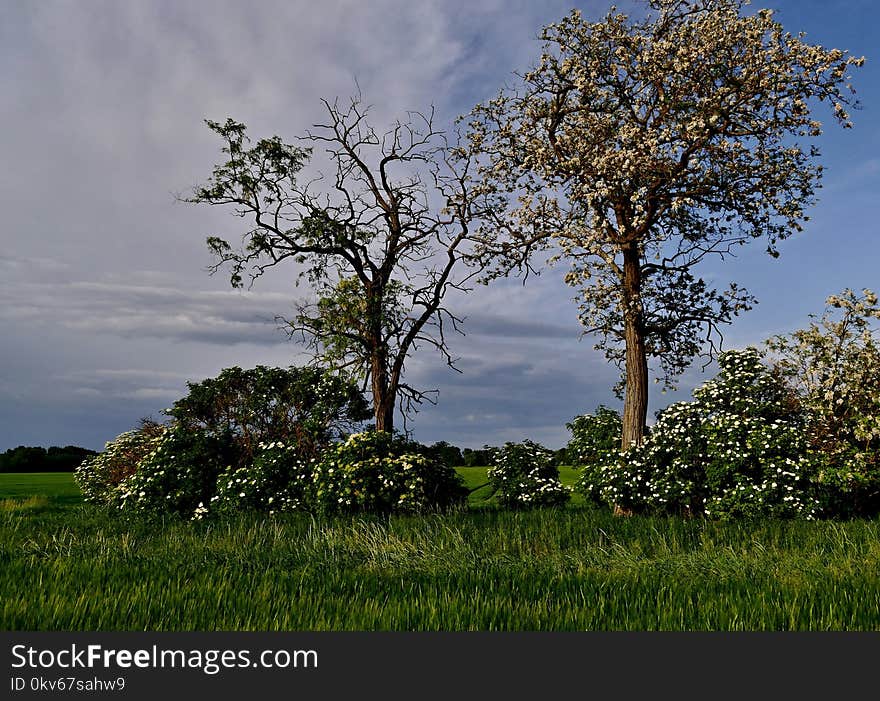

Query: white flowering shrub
[209,442,313,517]
[578,349,820,519]
[488,441,571,509]
[310,431,467,514]
[74,421,165,504]
[81,365,371,519]
[566,406,622,468]
[767,289,880,517]
[110,424,236,517]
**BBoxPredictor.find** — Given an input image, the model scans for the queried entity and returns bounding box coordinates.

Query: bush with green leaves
[208,442,313,517]
[578,348,819,519]
[488,441,571,509]
[111,424,237,517]
[310,431,468,514]
[74,420,165,504]
[427,441,464,467]
[84,365,368,517]
[166,365,370,465]
[566,405,622,468]
[766,288,880,517]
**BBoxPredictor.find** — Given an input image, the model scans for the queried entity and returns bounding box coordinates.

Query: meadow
[2,471,880,630]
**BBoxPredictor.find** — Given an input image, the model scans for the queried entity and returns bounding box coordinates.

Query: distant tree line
[1,439,563,473]
[0,446,97,473]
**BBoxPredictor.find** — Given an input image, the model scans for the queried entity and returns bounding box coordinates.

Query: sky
[1,0,877,452]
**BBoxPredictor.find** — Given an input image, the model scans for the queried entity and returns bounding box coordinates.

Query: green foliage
[566,406,622,467]
[310,431,468,514]
[294,277,413,383]
[427,441,464,467]
[210,442,313,517]
[578,349,818,519]
[0,445,97,473]
[74,421,165,504]
[462,446,496,467]
[79,366,368,518]
[166,365,370,464]
[767,289,880,517]
[551,448,569,467]
[111,424,236,517]
[488,441,571,509]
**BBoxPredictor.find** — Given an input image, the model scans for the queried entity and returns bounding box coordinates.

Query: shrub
[85,366,367,518]
[209,442,314,517]
[488,441,571,509]
[578,349,819,519]
[767,288,880,517]
[310,431,468,514]
[111,424,237,517]
[74,420,165,504]
[166,365,370,466]
[566,405,622,468]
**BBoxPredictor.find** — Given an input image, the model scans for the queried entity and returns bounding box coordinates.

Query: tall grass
[3,497,880,630]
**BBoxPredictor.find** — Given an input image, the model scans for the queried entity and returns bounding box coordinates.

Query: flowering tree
[465,0,863,448]
[188,97,497,432]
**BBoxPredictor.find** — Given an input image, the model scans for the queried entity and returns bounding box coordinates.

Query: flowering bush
[488,441,571,509]
[310,431,467,514]
[208,442,313,517]
[766,289,880,517]
[79,366,372,518]
[110,424,236,517]
[74,420,165,504]
[578,349,820,519]
[566,406,622,468]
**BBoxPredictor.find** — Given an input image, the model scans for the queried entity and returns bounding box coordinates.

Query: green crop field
[2,472,880,630]
[459,465,585,506]
[0,472,82,505]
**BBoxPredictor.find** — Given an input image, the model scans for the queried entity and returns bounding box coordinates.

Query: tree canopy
[465,0,863,448]
[189,97,501,432]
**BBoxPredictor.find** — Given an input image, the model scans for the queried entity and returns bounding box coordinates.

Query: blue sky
[1,0,877,451]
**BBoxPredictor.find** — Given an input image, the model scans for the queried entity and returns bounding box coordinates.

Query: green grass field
[3,472,880,630]
[0,472,82,504]
[457,465,584,506]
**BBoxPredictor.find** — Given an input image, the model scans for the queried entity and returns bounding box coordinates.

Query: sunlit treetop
[464,0,864,445]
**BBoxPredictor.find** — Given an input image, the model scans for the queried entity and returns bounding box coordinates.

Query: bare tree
[187,97,497,433]
[465,0,863,448]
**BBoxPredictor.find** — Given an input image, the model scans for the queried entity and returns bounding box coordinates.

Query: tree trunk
[366,281,395,433]
[621,243,648,450]
[371,349,395,433]
[374,400,395,433]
